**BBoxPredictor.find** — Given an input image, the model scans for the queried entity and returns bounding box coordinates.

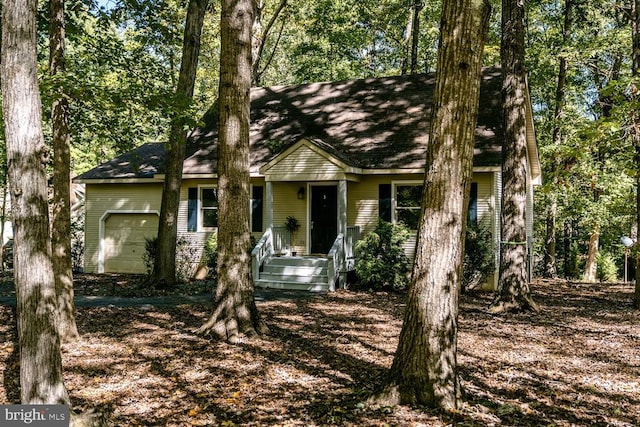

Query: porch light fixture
[297,187,305,200]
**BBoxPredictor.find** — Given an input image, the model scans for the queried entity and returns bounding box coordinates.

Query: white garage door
[104,213,159,273]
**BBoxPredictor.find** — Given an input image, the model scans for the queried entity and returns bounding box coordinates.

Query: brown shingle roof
[76,67,504,180]
[75,142,166,180]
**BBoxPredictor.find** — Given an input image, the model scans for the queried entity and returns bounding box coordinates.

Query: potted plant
[285,216,300,256]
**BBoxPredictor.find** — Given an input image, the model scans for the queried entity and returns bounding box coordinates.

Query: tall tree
[632,0,640,308]
[371,0,490,409]
[542,0,573,278]
[490,0,539,312]
[197,0,268,340]
[251,0,289,86]
[1,0,71,404]
[153,0,209,286]
[582,51,623,283]
[409,0,424,74]
[50,0,80,341]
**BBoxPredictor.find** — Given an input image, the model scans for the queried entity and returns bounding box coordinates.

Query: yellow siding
[84,183,163,273]
[266,145,345,181]
[85,171,498,285]
[272,181,307,253]
[347,176,389,236]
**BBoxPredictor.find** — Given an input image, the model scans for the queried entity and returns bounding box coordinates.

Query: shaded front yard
[0,276,638,426]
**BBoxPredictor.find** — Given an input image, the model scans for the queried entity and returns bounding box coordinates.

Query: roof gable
[261,138,362,181]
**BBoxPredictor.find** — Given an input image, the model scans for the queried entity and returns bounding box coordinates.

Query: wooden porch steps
[254,256,329,292]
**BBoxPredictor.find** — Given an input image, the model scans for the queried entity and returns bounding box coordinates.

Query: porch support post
[266,181,273,229]
[338,180,347,235]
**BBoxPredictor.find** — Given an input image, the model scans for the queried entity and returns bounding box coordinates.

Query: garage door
[104,213,159,273]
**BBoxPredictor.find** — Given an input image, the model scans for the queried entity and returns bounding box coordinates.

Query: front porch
[251,225,360,292]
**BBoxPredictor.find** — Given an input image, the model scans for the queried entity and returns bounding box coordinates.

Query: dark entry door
[310,185,338,254]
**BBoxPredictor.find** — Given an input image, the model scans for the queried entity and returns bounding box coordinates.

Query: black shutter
[379,184,392,222]
[187,187,198,232]
[468,182,478,224]
[251,186,264,232]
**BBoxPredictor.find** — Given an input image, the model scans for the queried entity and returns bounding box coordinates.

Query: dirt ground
[0,274,638,426]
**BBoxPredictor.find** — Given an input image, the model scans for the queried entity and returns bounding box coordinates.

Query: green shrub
[143,236,202,282]
[463,222,495,292]
[596,251,617,282]
[175,236,199,281]
[354,220,411,291]
[143,237,157,277]
[203,232,218,279]
[71,213,85,273]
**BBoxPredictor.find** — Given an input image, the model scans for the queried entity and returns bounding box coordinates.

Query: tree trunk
[401,2,413,75]
[582,226,599,283]
[371,0,490,409]
[563,220,573,277]
[50,0,79,342]
[154,0,208,287]
[197,0,267,341]
[543,0,573,279]
[251,0,288,86]
[409,0,424,74]
[0,182,7,272]
[1,0,70,404]
[543,202,557,277]
[631,0,640,308]
[490,0,539,313]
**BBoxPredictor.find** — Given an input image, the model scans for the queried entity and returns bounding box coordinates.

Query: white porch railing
[251,228,273,282]
[327,234,345,292]
[253,225,360,291]
[271,225,290,254]
[328,225,360,291]
[345,225,360,270]
[251,226,291,281]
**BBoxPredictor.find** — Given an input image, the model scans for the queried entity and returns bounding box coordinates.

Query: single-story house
[74,66,541,291]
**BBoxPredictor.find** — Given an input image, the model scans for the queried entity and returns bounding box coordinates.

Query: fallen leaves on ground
[0,275,638,426]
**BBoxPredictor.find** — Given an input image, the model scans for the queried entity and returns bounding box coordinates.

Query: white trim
[77,166,503,184]
[74,178,161,184]
[362,169,425,175]
[361,166,501,175]
[98,209,160,273]
[266,181,273,229]
[161,173,219,179]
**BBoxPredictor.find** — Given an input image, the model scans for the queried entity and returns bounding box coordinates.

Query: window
[395,183,422,230]
[201,187,218,229]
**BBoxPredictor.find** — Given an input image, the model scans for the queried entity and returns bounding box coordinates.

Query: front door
[310,185,337,254]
